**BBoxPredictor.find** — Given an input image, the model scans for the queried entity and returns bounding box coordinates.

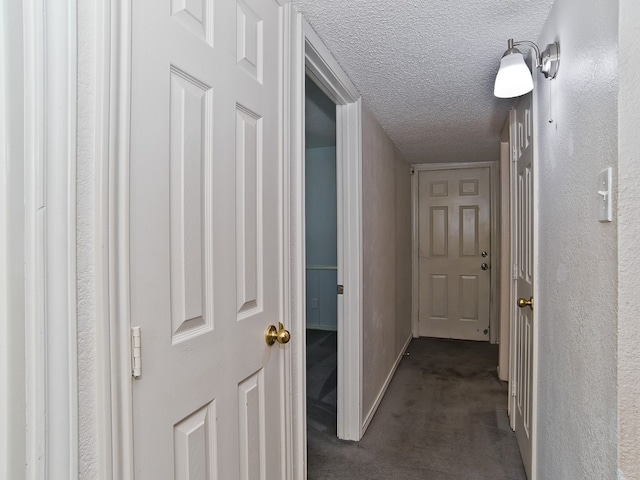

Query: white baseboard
[360,333,413,436]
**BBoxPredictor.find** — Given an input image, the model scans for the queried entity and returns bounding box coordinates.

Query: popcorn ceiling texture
[291,0,554,163]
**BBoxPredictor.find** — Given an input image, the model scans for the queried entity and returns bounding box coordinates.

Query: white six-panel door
[129,0,285,478]
[513,94,534,479]
[417,167,492,341]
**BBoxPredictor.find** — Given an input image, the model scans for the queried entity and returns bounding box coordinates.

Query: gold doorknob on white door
[265,322,291,346]
[517,297,533,309]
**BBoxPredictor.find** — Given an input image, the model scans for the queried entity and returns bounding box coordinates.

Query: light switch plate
[598,167,612,222]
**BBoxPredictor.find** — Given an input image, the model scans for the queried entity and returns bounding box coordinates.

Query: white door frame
[498,113,514,382]
[284,9,364,478]
[5,0,80,477]
[304,21,364,443]
[411,161,500,344]
[507,109,518,428]
[94,0,137,477]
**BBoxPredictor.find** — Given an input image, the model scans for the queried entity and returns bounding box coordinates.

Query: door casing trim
[20,0,80,477]
[96,0,134,477]
[284,11,364,478]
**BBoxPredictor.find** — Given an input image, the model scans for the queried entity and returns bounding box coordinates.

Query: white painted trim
[96,0,135,478]
[44,0,79,476]
[361,333,412,435]
[410,161,500,343]
[0,3,26,476]
[282,7,307,480]
[277,5,292,479]
[410,167,419,338]
[305,19,363,442]
[507,107,518,429]
[0,5,9,472]
[530,79,539,480]
[286,14,364,477]
[303,22,359,105]
[23,0,47,475]
[498,118,511,382]
[335,97,363,442]
[23,0,79,477]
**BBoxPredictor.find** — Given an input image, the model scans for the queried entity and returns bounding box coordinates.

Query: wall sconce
[494,39,560,98]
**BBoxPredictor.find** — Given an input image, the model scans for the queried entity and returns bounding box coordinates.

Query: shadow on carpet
[307,337,526,480]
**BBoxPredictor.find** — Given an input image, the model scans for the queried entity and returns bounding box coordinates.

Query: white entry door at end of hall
[129,0,287,479]
[417,167,491,341]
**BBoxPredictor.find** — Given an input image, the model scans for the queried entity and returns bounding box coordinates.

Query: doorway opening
[304,75,339,441]
[287,18,364,476]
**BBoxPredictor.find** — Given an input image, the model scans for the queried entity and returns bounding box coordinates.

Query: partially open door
[511,93,535,479]
[127,0,288,477]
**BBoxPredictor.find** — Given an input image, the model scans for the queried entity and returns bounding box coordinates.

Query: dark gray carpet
[307,337,526,480]
[306,330,338,435]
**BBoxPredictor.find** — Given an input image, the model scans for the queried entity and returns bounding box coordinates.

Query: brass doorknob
[265,322,291,346]
[517,297,533,309]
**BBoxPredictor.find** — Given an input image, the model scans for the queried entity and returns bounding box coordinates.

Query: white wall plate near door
[598,167,613,222]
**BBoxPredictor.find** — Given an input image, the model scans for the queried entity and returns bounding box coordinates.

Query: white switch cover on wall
[598,167,613,222]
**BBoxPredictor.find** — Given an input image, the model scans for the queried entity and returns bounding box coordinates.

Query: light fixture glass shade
[494,51,534,98]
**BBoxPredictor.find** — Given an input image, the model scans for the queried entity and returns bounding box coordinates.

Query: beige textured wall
[618,0,640,477]
[534,0,619,477]
[361,101,412,423]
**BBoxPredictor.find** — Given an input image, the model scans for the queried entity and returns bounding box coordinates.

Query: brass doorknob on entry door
[265,322,291,346]
[517,297,533,309]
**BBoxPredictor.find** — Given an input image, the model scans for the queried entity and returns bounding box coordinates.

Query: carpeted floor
[306,330,338,435]
[307,336,526,480]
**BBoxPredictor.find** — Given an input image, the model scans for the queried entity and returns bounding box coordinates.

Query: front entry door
[417,167,492,341]
[129,0,285,478]
[513,95,535,479]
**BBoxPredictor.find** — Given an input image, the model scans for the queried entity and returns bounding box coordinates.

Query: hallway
[307,338,526,480]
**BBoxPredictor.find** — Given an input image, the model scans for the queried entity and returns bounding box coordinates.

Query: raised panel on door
[129,0,284,478]
[173,401,217,480]
[238,370,266,480]
[236,105,262,318]
[169,67,215,344]
[417,168,491,341]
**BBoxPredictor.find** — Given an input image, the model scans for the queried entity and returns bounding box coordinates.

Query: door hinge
[410,167,415,175]
[337,285,344,295]
[512,264,518,280]
[511,382,517,397]
[512,146,518,162]
[131,326,142,378]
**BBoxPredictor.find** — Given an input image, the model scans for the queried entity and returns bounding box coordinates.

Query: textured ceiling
[291,0,555,164]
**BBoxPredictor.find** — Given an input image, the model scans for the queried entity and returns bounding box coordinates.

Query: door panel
[513,94,534,479]
[129,0,284,478]
[417,167,491,341]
